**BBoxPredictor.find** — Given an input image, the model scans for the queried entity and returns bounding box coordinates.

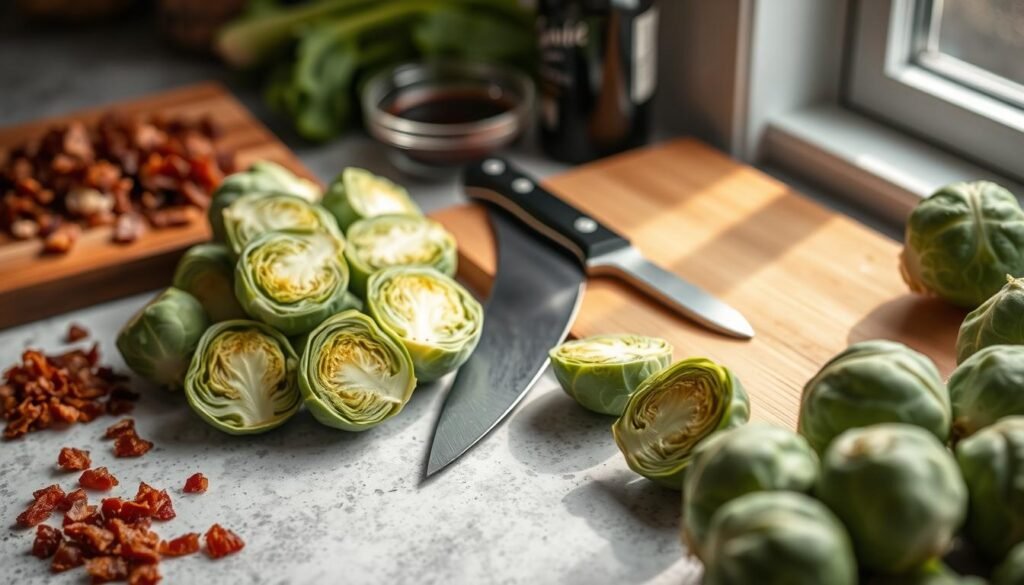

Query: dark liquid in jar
[387,88,514,124]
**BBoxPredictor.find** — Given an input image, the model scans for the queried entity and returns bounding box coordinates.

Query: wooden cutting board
[431,139,966,429]
[0,83,316,329]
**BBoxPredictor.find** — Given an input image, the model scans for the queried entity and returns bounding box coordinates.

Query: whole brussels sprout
[611,357,750,489]
[299,310,416,431]
[817,423,967,573]
[322,167,421,230]
[222,192,343,257]
[995,541,1024,585]
[184,320,301,434]
[682,424,819,560]
[798,340,950,453]
[956,416,1024,560]
[234,229,350,336]
[366,266,483,382]
[949,345,1024,441]
[957,276,1024,364]
[117,287,211,389]
[868,561,989,585]
[549,334,672,416]
[344,214,457,297]
[701,491,857,585]
[172,243,247,322]
[900,180,1024,308]
[209,161,322,241]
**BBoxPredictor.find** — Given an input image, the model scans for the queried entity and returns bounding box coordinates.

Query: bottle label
[632,6,658,104]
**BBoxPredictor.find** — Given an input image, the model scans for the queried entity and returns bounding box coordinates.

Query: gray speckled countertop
[0,9,702,585]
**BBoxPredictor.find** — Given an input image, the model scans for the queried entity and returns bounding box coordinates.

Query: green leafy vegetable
[322,168,421,231]
[957,275,1024,363]
[344,214,457,297]
[172,243,247,322]
[949,345,1024,441]
[209,161,321,242]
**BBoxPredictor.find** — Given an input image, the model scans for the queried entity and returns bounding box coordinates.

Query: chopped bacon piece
[103,418,135,439]
[129,563,162,585]
[63,498,100,526]
[159,532,200,557]
[85,555,129,583]
[114,431,153,457]
[51,541,85,572]
[183,473,208,494]
[79,467,119,491]
[204,524,244,559]
[31,524,63,558]
[17,484,65,527]
[66,323,90,343]
[64,522,115,555]
[57,446,91,470]
[135,483,174,521]
[58,488,87,512]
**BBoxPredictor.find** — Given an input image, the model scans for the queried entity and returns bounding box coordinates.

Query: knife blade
[463,158,754,339]
[426,208,584,476]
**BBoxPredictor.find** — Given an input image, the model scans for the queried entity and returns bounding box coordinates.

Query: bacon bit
[135,483,175,521]
[51,541,85,572]
[108,518,161,564]
[17,484,65,527]
[129,563,161,585]
[64,522,115,555]
[58,488,88,512]
[79,467,119,491]
[63,498,100,527]
[204,524,244,559]
[114,431,153,458]
[42,223,80,254]
[117,501,154,523]
[183,473,208,494]
[58,447,92,471]
[32,524,63,559]
[103,418,135,439]
[113,211,145,244]
[65,323,90,343]
[159,532,200,557]
[85,555,129,583]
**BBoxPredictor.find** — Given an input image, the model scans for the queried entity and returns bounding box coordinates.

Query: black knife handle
[463,158,630,262]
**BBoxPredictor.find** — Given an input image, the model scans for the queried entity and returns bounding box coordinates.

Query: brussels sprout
[548,334,672,416]
[611,357,750,489]
[209,161,322,241]
[817,423,967,573]
[868,561,989,585]
[957,276,1024,364]
[702,491,857,585]
[322,167,421,230]
[955,416,1024,560]
[366,266,482,382]
[222,192,343,257]
[995,541,1024,585]
[900,180,1024,308]
[117,287,211,389]
[172,243,247,322]
[682,424,819,559]
[344,214,457,297]
[184,320,300,434]
[798,340,950,453]
[235,229,350,336]
[949,345,1024,441]
[298,310,416,431]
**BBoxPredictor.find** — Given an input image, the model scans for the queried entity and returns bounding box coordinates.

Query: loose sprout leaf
[223,192,343,257]
[367,267,483,382]
[344,214,456,296]
[185,320,300,435]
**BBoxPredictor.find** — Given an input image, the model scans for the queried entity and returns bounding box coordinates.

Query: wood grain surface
[0,83,315,329]
[431,139,966,429]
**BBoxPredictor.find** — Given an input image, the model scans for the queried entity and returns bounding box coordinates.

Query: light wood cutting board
[0,83,316,329]
[430,139,967,429]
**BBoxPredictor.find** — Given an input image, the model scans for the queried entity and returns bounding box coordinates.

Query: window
[846,0,1024,182]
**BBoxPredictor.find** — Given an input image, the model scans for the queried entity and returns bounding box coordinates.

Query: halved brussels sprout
[322,167,421,230]
[682,423,819,560]
[949,345,1024,441]
[209,161,322,241]
[366,266,482,382]
[702,491,857,585]
[900,180,1024,308]
[235,229,350,336]
[549,334,672,416]
[957,276,1024,364]
[184,320,300,434]
[798,340,950,454]
[299,310,416,431]
[172,243,247,322]
[611,357,750,489]
[995,541,1024,585]
[817,423,967,574]
[344,214,457,296]
[117,287,210,390]
[868,561,989,585]
[956,416,1024,560]
[222,192,343,257]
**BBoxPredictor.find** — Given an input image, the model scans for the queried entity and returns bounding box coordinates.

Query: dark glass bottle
[536,0,658,164]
